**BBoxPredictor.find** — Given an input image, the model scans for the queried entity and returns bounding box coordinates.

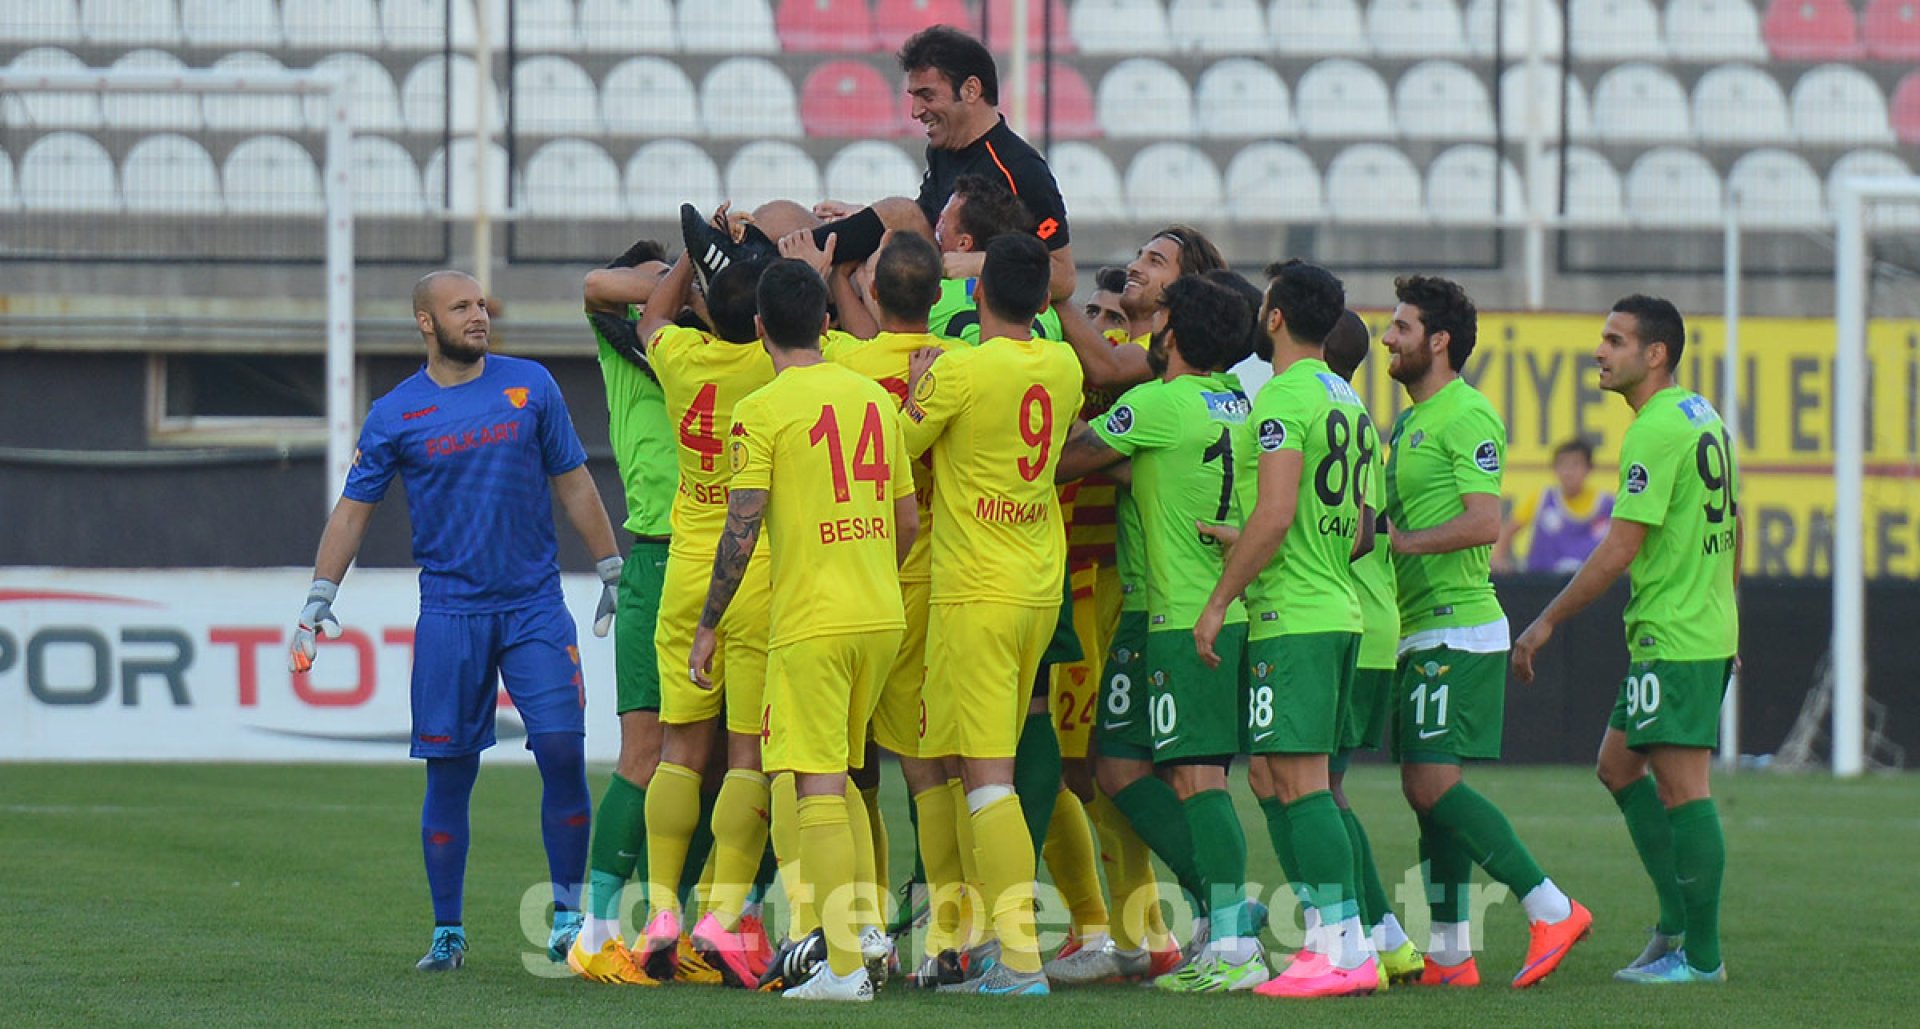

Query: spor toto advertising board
[0,568,625,762]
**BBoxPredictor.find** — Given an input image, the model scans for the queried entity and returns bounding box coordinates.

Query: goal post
[0,67,355,514]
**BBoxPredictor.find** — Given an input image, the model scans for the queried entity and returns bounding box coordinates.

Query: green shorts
[1145,623,1248,764]
[1095,610,1151,761]
[614,538,669,714]
[1041,572,1083,666]
[1390,645,1507,764]
[1342,666,1393,754]
[1608,658,1734,751]
[1246,632,1359,755]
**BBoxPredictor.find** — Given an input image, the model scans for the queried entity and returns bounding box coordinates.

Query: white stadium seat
[1592,62,1691,142]
[1270,0,1370,56]
[1624,146,1721,227]
[1692,64,1791,145]
[1294,58,1393,138]
[513,56,602,135]
[79,0,177,45]
[304,53,404,133]
[0,146,16,210]
[349,135,426,215]
[1569,0,1664,60]
[424,139,511,215]
[122,134,222,214]
[1169,0,1269,54]
[1224,141,1323,221]
[513,0,581,50]
[1540,145,1625,223]
[1324,142,1423,221]
[824,140,920,207]
[1465,0,1564,57]
[224,134,323,215]
[1828,150,1920,228]
[680,0,779,53]
[181,0,282,48]
[1071,0,1170,55]
[1425,143,1524,222]
[1790,65,1895,145]
[1726,148,1825,227]
[700,57,799,138]
[724,140,820,210]
[1195,59,1294,138]
[2,1,82,45]
[1047,141,1125,222]
[603,57,702,136]
[401,54,504,134]
[283,0,382,49]
[3,47,104,129]
[1097,58,1193,140]
[19,131,118,211]
[1499,63,1591,137]
[382,0,481,50]
[1394,60,1493,141]
[205,53,307,131]
[579,0,678,51]
[1664,0,1769,61]
[626,138,720,217]
[1367,0,1467,58]
[1126,141,1222,221]
[102,50,201,131]
[523,139,623,218]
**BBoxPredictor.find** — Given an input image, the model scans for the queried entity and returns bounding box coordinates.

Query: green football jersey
[1384,377,1507,634]
[929,276,1064,345]
[595,316,676,538]
[1115,482,1148,613]
[1612,387,1740,661]
[1241,358,1369,640]
[1094,371,1254,631]
[1352,454,1400,670]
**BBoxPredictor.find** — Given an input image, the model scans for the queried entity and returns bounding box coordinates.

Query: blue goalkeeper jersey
[343,354,589,614]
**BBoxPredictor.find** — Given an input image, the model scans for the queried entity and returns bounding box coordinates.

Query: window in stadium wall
[148,354,328,445]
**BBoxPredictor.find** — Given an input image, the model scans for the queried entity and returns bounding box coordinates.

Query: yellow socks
[798,793,862,976]
[844,781,879,929]
[914,782,964,954]
[1092,792,1164,951]
[949,778,985,949]
[861,784,889,907]
[641,761,703,916]
[770,773,819,939]
[970,792,1042,974]
[1043,789,1110,940]
[704,769,770,928]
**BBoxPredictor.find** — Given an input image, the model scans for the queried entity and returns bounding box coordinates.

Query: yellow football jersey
[904,335,1085,608]
[729,361,911,648]
[648,325,775,556]
[825,329,954,585]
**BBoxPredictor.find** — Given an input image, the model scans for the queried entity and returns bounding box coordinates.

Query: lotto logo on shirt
[424,421,521,458]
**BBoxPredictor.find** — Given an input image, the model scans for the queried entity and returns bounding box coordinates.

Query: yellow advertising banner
[1343,313,1920,579]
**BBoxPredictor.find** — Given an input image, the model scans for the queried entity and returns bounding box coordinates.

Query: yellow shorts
[763,629,903,775]
[924,600,1052,760]
[871,579,930,758]
[654,543,770,736]
[1049,563,1121,759]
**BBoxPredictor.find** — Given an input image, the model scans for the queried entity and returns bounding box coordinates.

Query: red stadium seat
[1019,61,1100,139]
[873,0,971,51]
[1891,72,1920,144]
[1762,0,1863,60]
[1864,0,1920,59]
[985,0,1075,53]
[777,0,876,52]
[802,59,902,138]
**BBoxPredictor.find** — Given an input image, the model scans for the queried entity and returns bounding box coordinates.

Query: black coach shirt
[914,116,1071,251]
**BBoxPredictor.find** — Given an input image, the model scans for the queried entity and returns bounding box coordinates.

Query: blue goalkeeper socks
[422,753,481,925]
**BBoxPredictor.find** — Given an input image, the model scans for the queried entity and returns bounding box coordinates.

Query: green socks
[1015,710,1063,859]
[1259,796,1312,911]
[1287,791,1360,924]
[1428,782,1547,897]
[1112,776,1208,916]
[1183,788,1248,936]
[1417,812,1474,924]
[586,773,647,921]
[1668,798,1725,971]
[1342,807,1392,931]
[1612,776,1687,936]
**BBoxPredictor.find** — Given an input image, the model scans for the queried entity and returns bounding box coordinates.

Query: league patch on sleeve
[913,371,937,404]
[1105,405,1134,435]
[1473,440,1501,472]
[728,440,749,474]
[1258,418,1287,452]
[1625,462,1649,494]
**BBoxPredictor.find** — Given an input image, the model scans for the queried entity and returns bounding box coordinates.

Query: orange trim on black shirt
[983,139,1019,197]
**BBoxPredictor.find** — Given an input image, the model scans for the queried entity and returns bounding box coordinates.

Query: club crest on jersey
[1115,647,1133,663]
[1106,405,1135,435]
[729,440,749,474]
[1150,670,1167,686]
[1473,440,1500,472]
[503,387,530,409]
[1253,661,1272,679]
[1408,429,1426,449]
[1258,418,1287,452]
[1421,661,1451,679]
[1626,462,1649,494]
[914,371,938,404]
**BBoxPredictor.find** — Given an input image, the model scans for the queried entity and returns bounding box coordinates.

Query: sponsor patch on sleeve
[1625,462,1648,494]
[1105,404,1134,435]
[1473,440,1501,473]
[1258,418,1287,452]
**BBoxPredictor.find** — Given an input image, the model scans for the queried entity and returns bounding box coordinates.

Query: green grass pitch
[6,762,1916,1025]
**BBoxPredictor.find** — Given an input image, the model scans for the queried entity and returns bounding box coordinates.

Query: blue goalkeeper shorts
[409,599,585,758]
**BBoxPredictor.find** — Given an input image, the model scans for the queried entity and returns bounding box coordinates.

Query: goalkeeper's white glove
[289,579,341,673]
[593,555,624,638]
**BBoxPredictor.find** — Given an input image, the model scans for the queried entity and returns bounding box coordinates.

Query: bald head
[413,270,479,315]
